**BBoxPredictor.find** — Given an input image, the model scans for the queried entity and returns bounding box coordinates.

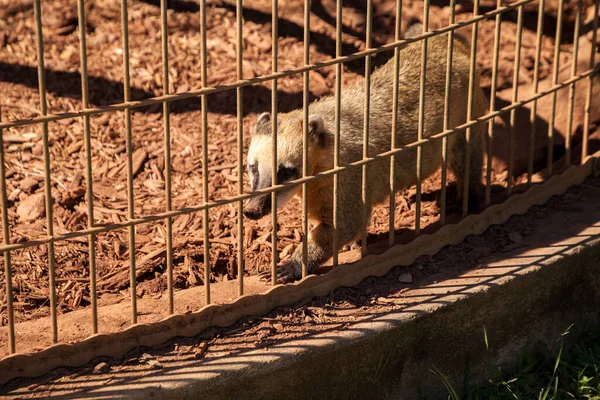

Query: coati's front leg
[259,223,334,284]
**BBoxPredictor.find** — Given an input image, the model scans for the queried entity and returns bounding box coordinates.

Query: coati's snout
[243,195,272,220]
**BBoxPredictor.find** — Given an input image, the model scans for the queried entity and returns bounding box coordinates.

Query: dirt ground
[0,0,598,329]
[3,173,600,398]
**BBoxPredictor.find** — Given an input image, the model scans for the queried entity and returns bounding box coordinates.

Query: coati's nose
[243,205,263,220]
[243,195,271,220]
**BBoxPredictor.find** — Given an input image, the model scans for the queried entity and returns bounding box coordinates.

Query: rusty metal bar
[301,0,310,278]
[361,0,373,255]
[0,67,595,256]
[160,0,174,314]
[332,0,342,267]
[271,0,279,284]
[462,0,480,216]
[0,105,15,354]
[507,5,524,195]
[415,0,430,235]
[547,0,565,176]
[528,0,545,183]
[440,0,456,225]
[200,0,211,302]
[236,0,245,295]
[33,0,58,343]
[0,0,533,132]
[485,0,502,207]
[120,0,137,324]
[389,0,402,242]
[582,0,599,159]
[76,0,98,332]
[565,0,582,167]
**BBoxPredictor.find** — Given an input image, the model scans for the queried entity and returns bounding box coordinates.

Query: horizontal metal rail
[0,0,532,131]
[0,64,595,255]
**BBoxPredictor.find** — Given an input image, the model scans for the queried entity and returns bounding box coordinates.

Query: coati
[244,28,487,283]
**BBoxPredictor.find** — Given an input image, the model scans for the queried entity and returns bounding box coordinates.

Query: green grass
[425,325,600,400]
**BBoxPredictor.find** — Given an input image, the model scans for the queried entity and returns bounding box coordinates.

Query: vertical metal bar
[76,0,98,332]
[415,0,430,235]
[582,0,599,160]
[528,0,545,183]
[546,0,564,176]
[33,0,58,343]
[200,0,211,302]
[236,0,245,295]
[120,0,137,323]
[271,0,279,284]
[484,0,502,207]
[332,0,342,267]
[462,0,480,217]
[440,0,456,224]
[507,5,523,195]
[160,0,174,314]
[361,0,373,254]
[301,0,310,278]
[389,0,402,243]
[0,106,15,353]
[565,0,582,167]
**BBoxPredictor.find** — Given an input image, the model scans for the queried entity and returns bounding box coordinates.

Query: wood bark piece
[16,192,46,222]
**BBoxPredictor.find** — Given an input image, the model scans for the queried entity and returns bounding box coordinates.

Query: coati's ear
[253,112,271,135]
[308,114,326,146]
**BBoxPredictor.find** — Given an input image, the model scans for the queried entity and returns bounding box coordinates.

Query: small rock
[377,297,396,304]
[140,353,154,362]
[19,177,39,193]
[93,362,110,373]
[140,353,163,369]
[508,232,523,244]
[193,341,208,359]
[272,322,284,331]
[398,272,413,284]
[147,359,163,369]
[17,192,46,222]
[179,145,193,158]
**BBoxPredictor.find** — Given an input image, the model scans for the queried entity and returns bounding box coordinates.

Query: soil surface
[0,0,599,329]
[3,174,600,398]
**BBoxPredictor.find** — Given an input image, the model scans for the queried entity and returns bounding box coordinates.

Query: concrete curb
[128,235,600,400]
[7,222,598,399]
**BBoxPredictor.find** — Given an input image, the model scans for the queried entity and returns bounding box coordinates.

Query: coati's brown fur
[244,32,487,283]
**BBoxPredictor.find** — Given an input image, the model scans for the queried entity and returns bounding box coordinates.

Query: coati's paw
[258,260,302,284]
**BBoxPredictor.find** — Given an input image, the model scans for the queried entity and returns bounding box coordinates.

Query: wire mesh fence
[0,0,598,381]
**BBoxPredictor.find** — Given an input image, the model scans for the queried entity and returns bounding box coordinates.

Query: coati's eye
[249,163,258,176]
[277,165,298,184]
